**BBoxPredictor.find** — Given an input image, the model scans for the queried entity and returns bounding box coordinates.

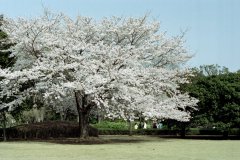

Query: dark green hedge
[0,121,98,140]
[1,122,239,141]
[187,128,240,135]
[98,129,180,135]
[98,128,240,136]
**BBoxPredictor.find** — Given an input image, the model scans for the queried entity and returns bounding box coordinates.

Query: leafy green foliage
[92,120,128,130]
[181,65,240,131]
[0,15,14,68]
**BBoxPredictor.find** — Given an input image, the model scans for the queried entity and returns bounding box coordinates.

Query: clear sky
[0,0,239,71]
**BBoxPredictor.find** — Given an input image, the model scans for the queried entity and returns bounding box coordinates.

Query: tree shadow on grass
[45,136,152,145]
[5,135,169,145]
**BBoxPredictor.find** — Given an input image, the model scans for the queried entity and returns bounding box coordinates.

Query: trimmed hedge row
[0,121,98,140]
[98,128,240,136]
[1,121,239,140]
[187,128,240,135]
[97,129,183,135]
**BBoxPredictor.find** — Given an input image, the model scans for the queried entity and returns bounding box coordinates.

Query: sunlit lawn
[0,135,239,160]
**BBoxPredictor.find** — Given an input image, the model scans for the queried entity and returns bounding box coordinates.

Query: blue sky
[1,0,239,71]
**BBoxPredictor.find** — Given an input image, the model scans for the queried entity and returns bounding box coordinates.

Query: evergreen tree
[0,15,14,68]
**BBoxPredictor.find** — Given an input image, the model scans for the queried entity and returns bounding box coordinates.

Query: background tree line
[180,64,240,135]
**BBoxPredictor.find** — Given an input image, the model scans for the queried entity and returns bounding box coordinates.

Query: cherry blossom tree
[0,12,198,138]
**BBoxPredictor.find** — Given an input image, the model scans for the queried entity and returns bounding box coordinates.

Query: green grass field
[0,136,239,160]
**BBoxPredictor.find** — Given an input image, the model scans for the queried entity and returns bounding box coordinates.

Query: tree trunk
[75,90,93,139]
[79,111,90,138]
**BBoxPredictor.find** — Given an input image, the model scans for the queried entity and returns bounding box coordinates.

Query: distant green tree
[181,65,240,136]
[0,15,14,68]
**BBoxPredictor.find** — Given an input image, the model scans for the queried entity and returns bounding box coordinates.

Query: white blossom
[0,12,198,122]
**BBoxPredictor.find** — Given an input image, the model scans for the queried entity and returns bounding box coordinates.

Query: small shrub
[92,120,128,130]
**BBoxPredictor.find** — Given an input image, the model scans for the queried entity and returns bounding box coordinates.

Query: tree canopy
[182,65,240,130]
[0,12,198,137]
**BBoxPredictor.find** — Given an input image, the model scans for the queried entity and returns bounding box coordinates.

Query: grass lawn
[0,135,239,160]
